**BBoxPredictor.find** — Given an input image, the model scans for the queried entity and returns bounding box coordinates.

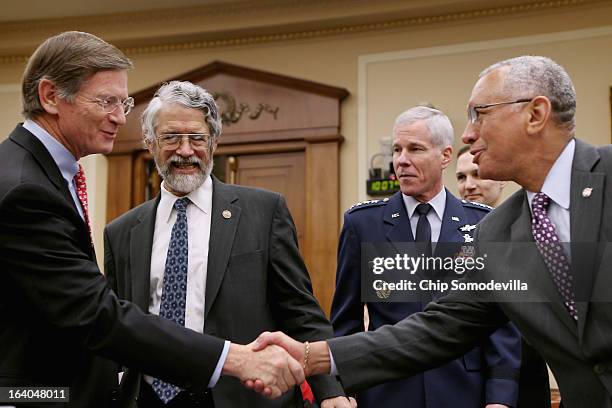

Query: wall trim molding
[0,0,605,64]
[356,24,612,199]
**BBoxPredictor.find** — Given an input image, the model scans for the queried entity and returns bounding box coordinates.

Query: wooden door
[230,151,306,249]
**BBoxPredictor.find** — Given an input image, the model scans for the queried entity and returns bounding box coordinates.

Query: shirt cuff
[329,345,338,376]
[207,340,230,388]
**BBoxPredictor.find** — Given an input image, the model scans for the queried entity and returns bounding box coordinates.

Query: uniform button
[594,364,606,375]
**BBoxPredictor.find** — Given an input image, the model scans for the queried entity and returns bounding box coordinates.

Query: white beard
[155,154,213,194]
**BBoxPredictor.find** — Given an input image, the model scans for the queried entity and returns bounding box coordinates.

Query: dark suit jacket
[328,139,612,408]
[0,125,225,408]
[331,190,521,407]
[104,177,344,407]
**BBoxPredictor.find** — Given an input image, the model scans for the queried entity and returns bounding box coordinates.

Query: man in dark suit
[456,145,552,408]
[253,56,612,408]
[104,80,352,408]
[0,31,306,408]
[331,106,521,408]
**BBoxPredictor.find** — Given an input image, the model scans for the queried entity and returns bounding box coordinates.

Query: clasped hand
[237,332,357,407]
[222,340,303,399]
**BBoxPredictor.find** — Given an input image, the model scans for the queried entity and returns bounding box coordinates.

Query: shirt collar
[23,119,79,182]
[526,139,574,210]
[402,186,446,221]
[158,175,213,223]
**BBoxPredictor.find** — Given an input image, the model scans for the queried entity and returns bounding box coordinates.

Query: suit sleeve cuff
[207,340,230,388]
[329,345,339,376]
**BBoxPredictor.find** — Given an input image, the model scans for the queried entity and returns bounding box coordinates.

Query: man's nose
[461,123,478,145]
[465,175,477,189]
[176,137,195,156]
[108,108,127,126]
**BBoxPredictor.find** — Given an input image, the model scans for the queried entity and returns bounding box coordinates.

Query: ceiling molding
[0,0,606,64]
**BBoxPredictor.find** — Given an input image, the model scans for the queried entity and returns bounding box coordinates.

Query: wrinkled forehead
[469,67,509,104]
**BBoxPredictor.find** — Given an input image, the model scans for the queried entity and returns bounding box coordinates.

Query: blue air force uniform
[331,189,521,408]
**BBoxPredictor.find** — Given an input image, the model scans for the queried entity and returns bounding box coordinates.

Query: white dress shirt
[402,187,446,243]
[526,139,574,244]
[146,176,229,388]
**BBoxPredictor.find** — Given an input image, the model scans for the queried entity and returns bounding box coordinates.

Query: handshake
[222,332,355,407]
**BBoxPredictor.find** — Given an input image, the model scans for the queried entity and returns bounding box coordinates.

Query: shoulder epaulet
[347,197,390,213]
[461,199,493,212]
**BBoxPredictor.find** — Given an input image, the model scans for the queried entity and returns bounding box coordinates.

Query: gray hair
[141,81,222,144]
[480,56,576,132]
[393,106,454,148]
[22,31,132,119]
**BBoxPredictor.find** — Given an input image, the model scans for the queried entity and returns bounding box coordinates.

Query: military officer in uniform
[331,106,521,408]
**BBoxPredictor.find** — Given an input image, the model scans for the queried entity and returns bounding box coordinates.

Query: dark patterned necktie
[152,197,190,403]
[531,192,578,321]
[415,203,432,257]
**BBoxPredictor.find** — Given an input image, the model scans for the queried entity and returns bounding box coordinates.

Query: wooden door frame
[216,138,341,313]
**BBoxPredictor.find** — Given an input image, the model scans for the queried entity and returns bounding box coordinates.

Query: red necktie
[74,164,92,239]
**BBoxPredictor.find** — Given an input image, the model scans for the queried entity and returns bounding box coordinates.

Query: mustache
[167,155,204,167]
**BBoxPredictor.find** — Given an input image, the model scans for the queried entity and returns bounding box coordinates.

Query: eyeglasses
[155,133,212,150]
[81,95,135,116]
[467,98,533,124]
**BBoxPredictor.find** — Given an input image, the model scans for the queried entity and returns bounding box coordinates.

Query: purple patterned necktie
[531,192,578,321]
[152,198,190,403]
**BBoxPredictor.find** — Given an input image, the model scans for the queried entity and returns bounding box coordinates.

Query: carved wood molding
[212,91,279,126]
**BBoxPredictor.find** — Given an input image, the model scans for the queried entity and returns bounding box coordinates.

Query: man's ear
[38,79,60,115]
[144,138,155,155]
[440,145,453,169]
[526,96,551,135]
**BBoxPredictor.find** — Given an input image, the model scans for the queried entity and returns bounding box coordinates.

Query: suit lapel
[129,197,159,310]
[10,126,73,204]
[569,140,604,336]
[384,192,413,247]
[205,178,241,319]
[10,125,91,255]
[511,192,578,334]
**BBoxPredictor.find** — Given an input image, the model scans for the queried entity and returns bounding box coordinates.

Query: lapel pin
[391,212,400,218]
[222,210,232,219]
[451,216,460,222]
[582,187,593,198]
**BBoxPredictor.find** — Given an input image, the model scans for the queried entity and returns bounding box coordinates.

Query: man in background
[104,81,353,408]
[330,106,521,408]
[456,145,551,408]
[0,31,303,408]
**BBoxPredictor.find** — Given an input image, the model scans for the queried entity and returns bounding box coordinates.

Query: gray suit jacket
[105,177,343,407]
[328,139,612,408]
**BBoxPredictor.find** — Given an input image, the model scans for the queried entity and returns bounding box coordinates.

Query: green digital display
[367,178,400,196]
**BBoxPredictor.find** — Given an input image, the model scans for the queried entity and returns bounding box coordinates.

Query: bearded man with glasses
[104,81,353,408]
